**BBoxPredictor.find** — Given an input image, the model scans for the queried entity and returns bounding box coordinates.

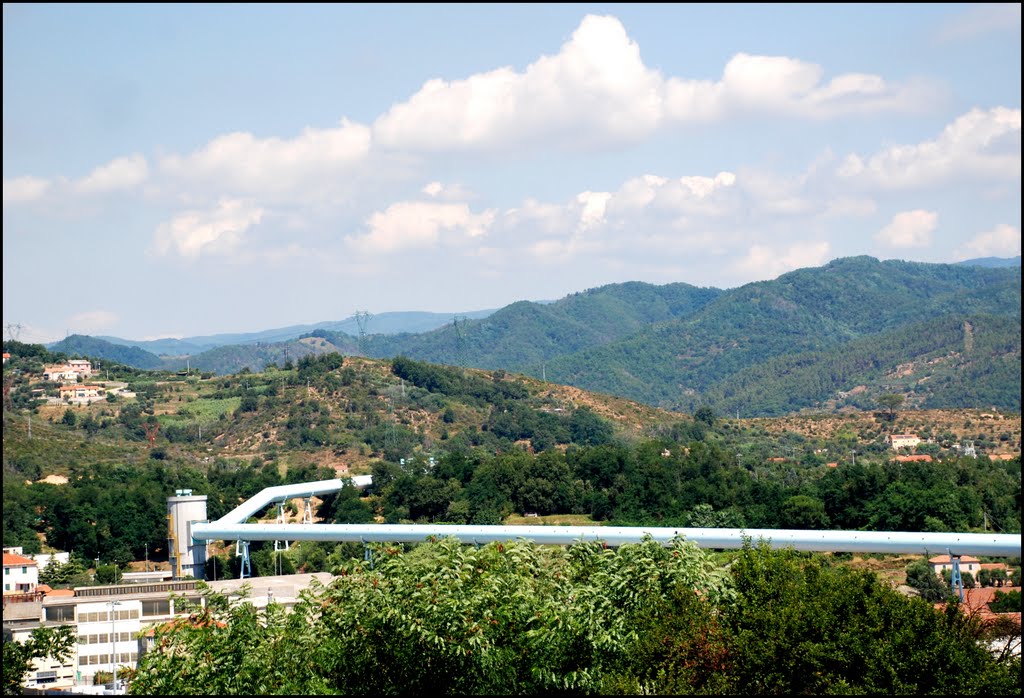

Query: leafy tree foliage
[905,559,953,602]
[3,626,75,695]
[129,540,1019,695]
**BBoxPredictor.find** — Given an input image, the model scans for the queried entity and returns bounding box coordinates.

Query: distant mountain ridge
[91,309,497,356]
[955,255,1021,268]
[45,256,1021,417]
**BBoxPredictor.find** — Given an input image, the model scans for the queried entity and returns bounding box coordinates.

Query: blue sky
[3,3,1020,343]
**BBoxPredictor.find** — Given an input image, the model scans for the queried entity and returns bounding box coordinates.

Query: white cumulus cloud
[159,119,372,196]
[733,241,832,281]
[373,15,926,154]
[838,107,1021,188]
[152,198,264,258]
[954,223,1022,260]
[3,176,51,205]
[73,153,149,194]
[346,201,497,254]
[874,209,938,248]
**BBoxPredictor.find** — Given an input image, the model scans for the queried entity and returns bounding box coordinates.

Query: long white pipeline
[190,479,1021,556]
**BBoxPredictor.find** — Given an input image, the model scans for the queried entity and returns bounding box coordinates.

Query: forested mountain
[352,280,723,372]
[47,257,1021,417]
[539,258,1022,414]
[47,335,166,370]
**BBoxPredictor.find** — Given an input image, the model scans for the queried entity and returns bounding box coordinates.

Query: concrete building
[3,573,332,693]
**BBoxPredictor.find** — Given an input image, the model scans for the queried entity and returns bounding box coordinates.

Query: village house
[43,365,80,382]
[67,359,92,376]
[929,554,981,578]
[3,551,39,595]
[59,385,104,402]
[888,433,921,450]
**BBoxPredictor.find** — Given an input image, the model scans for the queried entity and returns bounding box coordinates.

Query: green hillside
[40,257,1021,417]
[48,334,166,370]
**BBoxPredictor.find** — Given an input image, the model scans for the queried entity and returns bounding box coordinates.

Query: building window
[142,600,170,616]
[45,605,75,622]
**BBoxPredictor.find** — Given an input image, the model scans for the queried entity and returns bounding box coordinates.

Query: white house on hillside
[3,552,39,595]
[889,433,921,450]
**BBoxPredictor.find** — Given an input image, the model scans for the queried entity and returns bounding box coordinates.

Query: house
[2,351,10,364]
[67,359,92,376]
[59,384,104,401]
[3,552,39,595]
[43,365,79,382]
[895,454,933,463]
[888,433,921,450]
[928,554,981,578]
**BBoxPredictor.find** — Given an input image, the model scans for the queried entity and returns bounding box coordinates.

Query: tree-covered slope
[542,258,1021,413]
[358,280,722,372]
[47,334,166,370]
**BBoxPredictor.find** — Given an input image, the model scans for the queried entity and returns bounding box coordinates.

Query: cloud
[422,181,476,201]
[934,3,1021,42]
[3,176,51,205]
[874,209,938,248]
[152,198,264,258]
[73,154,149,194]
[346,201,497,254]
[159,119,372,196]
[668,53,934,121]
[838,107,1021,188]
[954,223,1022,260]
[373,15,929,154]
[733,241,832,281]
[68,310,119,335]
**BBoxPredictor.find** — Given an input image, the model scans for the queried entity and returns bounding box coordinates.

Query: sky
[3,3,1021,344]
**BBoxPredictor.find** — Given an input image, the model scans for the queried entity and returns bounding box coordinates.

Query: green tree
[720,542,1018,695]
[3,626,75,695]
[877,392,906,421]
[905,559,953,602]
[989,590,1021,614]
[694,405,717,427]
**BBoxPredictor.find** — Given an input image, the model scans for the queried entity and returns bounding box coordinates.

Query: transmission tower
[354,311,372,354]
[5,323,22,343]
[452,315,468,367]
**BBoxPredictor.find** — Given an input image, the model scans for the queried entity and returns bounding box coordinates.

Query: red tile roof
[3,552,37,567]
[928,554,981,564]
[935,586,1022,625]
